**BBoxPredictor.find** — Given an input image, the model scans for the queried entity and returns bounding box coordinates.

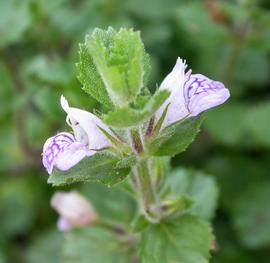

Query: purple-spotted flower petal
[156,57,230,129]
[42,96,113,174]
[51,191,97,232]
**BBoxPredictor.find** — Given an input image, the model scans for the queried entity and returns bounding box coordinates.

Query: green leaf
[103,90,170,127]
[61,227,133,263]
[231,182,270,248]
[0,248,5,263]
[246,101,270,147]
[139,214,214,263]
[166,168,219,220]
[48,151,131,187]
[161,195,194,218]
[77,42,113,108]
[116,154,137,169]
[235,48,270,86]
[27,230,64,263]
[205,102,270,149]
[24,55,73,85]
[0,0,31,47]
[0,175,45,240]
[0,63,14,119]
[80,182,137,226]
[147,116,203,156]
[205,154,268,211]
[86,27,150,106]
[204,103,254,148]
[131,215,149,233]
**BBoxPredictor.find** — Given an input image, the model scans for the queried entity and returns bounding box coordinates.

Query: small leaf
[147,116,203,156]
[139,214,214,263]
[103,90,170,127]
[62,227,133,263]
[48,151,131,187]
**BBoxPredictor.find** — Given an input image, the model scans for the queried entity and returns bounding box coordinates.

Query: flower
[42,95,113,174]
[156,57,230,129]
[51,191,97,231]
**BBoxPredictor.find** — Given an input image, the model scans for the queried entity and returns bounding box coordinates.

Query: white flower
[51,191,97,231]
[42,96,113,174]
[156,57,230,129]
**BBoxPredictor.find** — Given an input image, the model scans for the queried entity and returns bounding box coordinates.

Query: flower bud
[51,191,97,231]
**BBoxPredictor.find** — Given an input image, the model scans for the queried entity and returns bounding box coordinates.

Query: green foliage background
[0,0,269,262]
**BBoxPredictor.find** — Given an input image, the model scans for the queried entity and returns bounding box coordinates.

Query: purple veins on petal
[42,132,75,174]
[184,74,230,116]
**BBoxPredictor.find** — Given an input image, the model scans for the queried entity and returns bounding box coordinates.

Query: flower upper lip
[60,95,112,150]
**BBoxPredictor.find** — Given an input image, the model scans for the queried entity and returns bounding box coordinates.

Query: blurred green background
[0,0,270,262]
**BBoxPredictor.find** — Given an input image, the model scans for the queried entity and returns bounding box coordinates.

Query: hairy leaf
[48,151,130,187]
[147,116,203,156]
[139,214,214,263]
[77,43,113,108]
[86,27,150,106]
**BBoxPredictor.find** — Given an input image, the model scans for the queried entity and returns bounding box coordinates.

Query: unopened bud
[51,191,97,231]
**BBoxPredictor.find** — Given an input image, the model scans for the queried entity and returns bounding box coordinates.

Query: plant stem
[133,159,161,223]
[129,128,162,223]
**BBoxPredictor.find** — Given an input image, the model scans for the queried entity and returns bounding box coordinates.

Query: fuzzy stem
[133,159,161,223]
[129,127,162,223]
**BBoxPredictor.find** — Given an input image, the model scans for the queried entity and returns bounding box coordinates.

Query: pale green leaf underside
[139,214,214,263]
[148,116,203,156]
[103,89,170,127]
[47,151,130,187]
